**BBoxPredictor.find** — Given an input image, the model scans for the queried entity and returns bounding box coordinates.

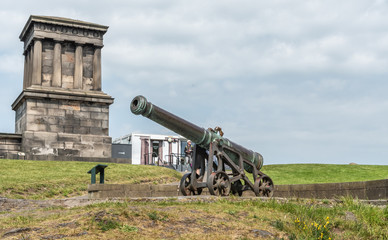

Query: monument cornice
[12,86,114,110]
[20,15,109,52]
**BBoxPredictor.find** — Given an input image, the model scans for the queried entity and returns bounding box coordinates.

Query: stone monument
[11,15,114,160]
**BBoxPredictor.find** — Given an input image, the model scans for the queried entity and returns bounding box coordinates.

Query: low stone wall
[0,152,132,164]
[88,179,388,200]
[22,155,131,164]
[274,179,387,200]
[0,133,22,159]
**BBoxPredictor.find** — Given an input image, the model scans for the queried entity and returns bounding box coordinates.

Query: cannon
[130,95,274,197]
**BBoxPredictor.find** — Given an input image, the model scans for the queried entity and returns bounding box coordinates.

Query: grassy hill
[0,159,387,199]
[261,164,388,185]
[0,159,182,199]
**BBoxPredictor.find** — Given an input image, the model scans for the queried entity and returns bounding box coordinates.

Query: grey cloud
[1,0,388,165]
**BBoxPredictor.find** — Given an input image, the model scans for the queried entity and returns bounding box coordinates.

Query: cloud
[1,0,388,165]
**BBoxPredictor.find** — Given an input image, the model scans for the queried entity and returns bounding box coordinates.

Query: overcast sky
[1,0,388,165]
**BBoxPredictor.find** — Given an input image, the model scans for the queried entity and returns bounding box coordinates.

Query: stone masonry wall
[18,97,111,158]
[17,98,109,135]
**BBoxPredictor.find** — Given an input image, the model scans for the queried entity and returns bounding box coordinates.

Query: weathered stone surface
[81,135,103,143]
[83,45,94,79]
[102,121,109,129]
[47,124,63,132]
[36,99,59,108]
[27,106,46,116]
[74,111,90,118]
[89,127,106,135]
[58,133,81,142]
[81,103,102,112]
[26,122,47,132]
[33,132,58,143]
[91,112,108,120]
[47,108,66,117]
[81,119,101,127]
[62,75,74,89]
[57,148,79,156]
[72,126,90,135]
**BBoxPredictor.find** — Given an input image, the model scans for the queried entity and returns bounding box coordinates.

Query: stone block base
[12,86,114,159]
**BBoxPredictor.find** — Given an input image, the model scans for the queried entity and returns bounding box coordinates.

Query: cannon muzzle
[130,95,263,172]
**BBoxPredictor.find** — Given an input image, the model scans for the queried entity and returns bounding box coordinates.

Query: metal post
[100,169,104,184]
[91,168,96,184]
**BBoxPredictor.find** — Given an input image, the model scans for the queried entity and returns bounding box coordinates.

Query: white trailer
[114,133,188,166]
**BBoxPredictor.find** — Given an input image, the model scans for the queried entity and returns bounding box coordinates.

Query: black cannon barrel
[130,95,263,171]
[130,95,208,144]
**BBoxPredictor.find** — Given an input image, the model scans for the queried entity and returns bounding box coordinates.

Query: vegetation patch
[0,197,387,239]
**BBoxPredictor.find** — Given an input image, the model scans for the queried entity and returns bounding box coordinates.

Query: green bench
[87,164,108,184]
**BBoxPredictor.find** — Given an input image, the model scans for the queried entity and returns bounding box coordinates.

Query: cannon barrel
[130,95,263,172]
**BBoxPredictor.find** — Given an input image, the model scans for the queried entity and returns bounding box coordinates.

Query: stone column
[74,44,83,89]
[23,53,28,89]
[93,47,102,91]
[27,49,32,88]
[31,39,42,86]
[52,42,62,87]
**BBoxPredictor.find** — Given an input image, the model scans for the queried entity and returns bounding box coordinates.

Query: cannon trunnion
[131,95,274,197]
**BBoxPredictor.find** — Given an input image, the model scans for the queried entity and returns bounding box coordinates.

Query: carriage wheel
[253,175,274,197]
[207,171,231,196]
[179,173,202,196]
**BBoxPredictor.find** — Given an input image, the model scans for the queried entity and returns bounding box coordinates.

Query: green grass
[261,164,388,185]
[0,159,182,199]
[0,159,387,200]
[0,197,387,239]
[0,159,387,239]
